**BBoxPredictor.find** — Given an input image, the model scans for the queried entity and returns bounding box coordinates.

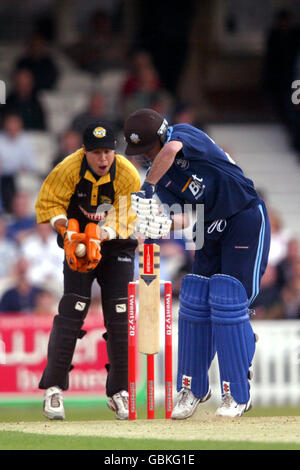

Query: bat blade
[138,243,160,355]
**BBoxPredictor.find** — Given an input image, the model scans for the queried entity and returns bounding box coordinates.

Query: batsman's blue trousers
[193,199,270,305]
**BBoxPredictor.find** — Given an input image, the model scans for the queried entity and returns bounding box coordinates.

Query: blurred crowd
[251,206,300,320]
[0,8,299,320]
[263,8,300,156]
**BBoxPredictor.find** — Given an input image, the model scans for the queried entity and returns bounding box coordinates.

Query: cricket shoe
[43,386,65,420]
[107,390,129,420]
[215,393,252,418]
[171,387,212,420]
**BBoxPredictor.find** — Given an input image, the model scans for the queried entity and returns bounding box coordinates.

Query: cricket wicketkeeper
[35,122,140,420]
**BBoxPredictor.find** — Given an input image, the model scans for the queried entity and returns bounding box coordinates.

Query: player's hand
[58,219,102,273]
[135,213,172,239]
[132,181,156,200]
[131,194,160,218]
[131,192,172,239]
[83,223,102,271]
[57,218,86,271]
[71,222,103,273]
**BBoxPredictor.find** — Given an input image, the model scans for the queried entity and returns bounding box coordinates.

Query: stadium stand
[206,123,300,240]
[0,6,299,321]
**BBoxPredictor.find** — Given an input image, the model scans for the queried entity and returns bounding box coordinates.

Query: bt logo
[189,174,205,199]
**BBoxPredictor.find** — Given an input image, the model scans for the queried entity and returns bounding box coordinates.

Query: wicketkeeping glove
[57,219,102,273]
[56,218,86,271]
[83,223,102,271]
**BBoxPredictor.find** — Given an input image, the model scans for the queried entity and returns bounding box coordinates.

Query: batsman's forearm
[145,140,182,185]
[171,213,190,231]
[145,152,176,185]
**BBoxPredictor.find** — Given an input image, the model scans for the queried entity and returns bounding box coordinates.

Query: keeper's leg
[39,293,90,390]
[101,297,129,397]
[97,246,136,419]
[39,261,94,391]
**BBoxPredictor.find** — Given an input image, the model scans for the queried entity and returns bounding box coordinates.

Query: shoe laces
[114,391,128,410]
[221,394,234,408]
[178,388,193,407]
[50,393,61,408]
[121,392,129,408]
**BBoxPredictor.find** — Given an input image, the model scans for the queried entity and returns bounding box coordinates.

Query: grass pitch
[0,404,300,451]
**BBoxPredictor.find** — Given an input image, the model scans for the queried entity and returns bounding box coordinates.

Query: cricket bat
[138,243,160,355]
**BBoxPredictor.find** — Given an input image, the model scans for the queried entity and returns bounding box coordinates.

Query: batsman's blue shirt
[156,123,259,221]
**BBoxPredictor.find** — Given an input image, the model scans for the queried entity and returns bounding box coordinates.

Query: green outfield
[1,430,299,451]
[0,404,300,451]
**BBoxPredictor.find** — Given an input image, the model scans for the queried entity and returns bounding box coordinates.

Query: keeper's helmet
[124,108,168,156]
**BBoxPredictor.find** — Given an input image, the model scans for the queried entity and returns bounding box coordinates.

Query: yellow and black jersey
[36,148,141,242]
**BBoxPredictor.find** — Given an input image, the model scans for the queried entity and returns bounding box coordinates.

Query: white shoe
[107,390,129,420]
[43,386,65,420]
[215,393,252,418]
[171,388,211,420]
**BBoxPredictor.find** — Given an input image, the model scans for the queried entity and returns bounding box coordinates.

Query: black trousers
[64,243,135,314]
[42,240,137,397]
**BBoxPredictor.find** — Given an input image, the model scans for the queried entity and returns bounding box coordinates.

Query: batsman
[36,122,140,420]
[124,108,271,419]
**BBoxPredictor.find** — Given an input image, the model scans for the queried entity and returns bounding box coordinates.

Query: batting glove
[131,194,161,218]
[135,213,172,239]
[132,181,156,200]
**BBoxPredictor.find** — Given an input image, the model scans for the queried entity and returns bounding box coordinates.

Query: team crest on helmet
[93,126,106,138]
[130,133,140,144]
